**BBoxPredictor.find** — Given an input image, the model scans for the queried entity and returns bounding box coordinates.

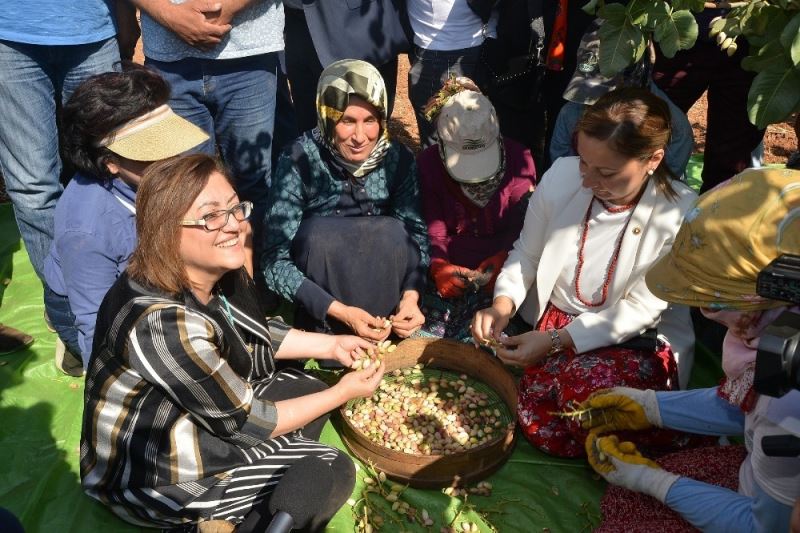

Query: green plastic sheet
[0,155,724,532]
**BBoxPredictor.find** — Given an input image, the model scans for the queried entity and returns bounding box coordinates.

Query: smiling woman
[81,154,386,531]
[263,59,430,342]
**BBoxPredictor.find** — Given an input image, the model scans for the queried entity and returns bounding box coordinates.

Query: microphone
[266,456,334,533]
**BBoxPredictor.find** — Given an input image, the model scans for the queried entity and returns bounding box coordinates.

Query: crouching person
[583,167,800,532]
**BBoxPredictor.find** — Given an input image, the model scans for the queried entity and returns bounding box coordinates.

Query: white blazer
[495,157,698,388]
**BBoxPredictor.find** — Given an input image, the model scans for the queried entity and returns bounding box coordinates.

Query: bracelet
[547,328,564,355]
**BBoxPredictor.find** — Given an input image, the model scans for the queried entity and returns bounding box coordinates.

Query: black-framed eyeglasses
[179,201,253,232]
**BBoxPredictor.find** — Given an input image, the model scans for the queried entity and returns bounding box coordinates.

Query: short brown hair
[577,87,677,200]
[128,154,229,295]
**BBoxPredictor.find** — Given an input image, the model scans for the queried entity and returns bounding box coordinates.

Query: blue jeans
[43,286,81,362]
[0,38,120,282]
[146,53,279,253]
[408,45,484,147]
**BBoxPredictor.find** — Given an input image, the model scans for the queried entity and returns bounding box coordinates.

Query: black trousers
[284,8,398,134]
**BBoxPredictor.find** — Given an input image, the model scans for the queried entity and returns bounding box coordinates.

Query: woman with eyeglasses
[262,59,429,342]
[81,154,384,531]
[42,63,208,375]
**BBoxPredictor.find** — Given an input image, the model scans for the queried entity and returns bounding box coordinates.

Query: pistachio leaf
[598,19,646,77]
[747,66,800,128]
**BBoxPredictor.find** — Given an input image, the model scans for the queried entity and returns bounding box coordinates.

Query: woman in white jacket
[472,88,696,457]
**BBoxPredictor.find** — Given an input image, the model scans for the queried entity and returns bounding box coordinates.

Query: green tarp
[0,155,723,532]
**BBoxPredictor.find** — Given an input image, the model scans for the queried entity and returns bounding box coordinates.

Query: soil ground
[0,49,795,203]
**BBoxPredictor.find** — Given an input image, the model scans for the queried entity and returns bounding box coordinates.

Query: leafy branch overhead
[583,0,800,128]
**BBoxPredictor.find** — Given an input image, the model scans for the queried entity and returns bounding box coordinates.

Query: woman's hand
[327,335,374,368]
[329,302,390,342]
[391,291,425,338]
[494,330,552,367]
[337,361,385,400]
[471,296,515,346]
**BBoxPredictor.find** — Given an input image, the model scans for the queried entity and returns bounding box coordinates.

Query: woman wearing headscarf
[582,167,800,532]
[262,59,429,341]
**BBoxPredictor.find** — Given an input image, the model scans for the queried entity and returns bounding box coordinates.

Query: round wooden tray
[337,337,518,488]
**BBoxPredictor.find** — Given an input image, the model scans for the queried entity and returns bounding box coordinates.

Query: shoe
[0,324,34,355]
[55,338,84,377]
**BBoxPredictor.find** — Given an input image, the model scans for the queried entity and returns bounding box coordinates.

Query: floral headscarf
[313,59,391,178]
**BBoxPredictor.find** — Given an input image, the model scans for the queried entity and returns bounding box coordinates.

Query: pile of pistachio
[345,365,513,455]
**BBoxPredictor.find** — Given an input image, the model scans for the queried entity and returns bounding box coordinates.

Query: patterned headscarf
[313,59,391,178]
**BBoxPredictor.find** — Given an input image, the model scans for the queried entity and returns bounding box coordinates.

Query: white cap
[436,91,502,184]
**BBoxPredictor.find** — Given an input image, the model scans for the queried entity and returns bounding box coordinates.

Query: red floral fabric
[517,303,679,457]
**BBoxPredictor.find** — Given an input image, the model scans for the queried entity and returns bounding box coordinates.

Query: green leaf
[740,40,791,73]
[746,6,791,48]
[654,9,698,57]
[598,2,627,25]
[582,0,601,15]
[747,67,800,128]
[627,0,661,26]
[671,10,699,49]
[598,20,646,76]
[780,11,800,65]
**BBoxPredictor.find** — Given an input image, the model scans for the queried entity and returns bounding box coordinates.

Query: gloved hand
[585,433,679,503]
[477,250,508,293]
[578,386,662,433]
[429,258,469,299]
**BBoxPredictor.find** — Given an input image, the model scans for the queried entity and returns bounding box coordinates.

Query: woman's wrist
[492,295,516,317]
[327,300,347,322]
[551,328,575,353]
[399,290,419,305]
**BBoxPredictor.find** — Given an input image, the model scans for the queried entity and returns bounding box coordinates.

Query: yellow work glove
[579,386,662,433]
[586,434,679,503]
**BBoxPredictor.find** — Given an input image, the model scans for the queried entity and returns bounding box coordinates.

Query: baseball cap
[563,20,650,105]
[436,91,502,184]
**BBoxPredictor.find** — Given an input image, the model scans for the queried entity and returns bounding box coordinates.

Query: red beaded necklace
[574,196,637,307]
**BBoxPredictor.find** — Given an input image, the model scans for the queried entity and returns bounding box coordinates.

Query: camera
[753,254,800,458]
[753,254,800,398]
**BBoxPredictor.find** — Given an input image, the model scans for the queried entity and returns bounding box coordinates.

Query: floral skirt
[517,303,679,457]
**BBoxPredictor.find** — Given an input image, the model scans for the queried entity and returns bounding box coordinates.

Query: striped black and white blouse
[80,269,296,525]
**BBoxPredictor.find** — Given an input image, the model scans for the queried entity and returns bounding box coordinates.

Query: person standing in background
[129,0,284,259]
[406,0,496,147]
[0,0,125,333]
[651,7,764,193]
[282,0,411,134]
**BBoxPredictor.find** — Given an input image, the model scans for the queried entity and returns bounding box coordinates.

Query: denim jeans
[146,53,279,254]
[0,38,119,282]
[43,286,81,362]
[408,45,484,147]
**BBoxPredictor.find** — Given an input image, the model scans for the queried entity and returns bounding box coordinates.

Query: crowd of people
[1,0,799,532]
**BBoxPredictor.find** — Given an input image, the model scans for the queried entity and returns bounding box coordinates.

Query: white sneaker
[54,338,84,377]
